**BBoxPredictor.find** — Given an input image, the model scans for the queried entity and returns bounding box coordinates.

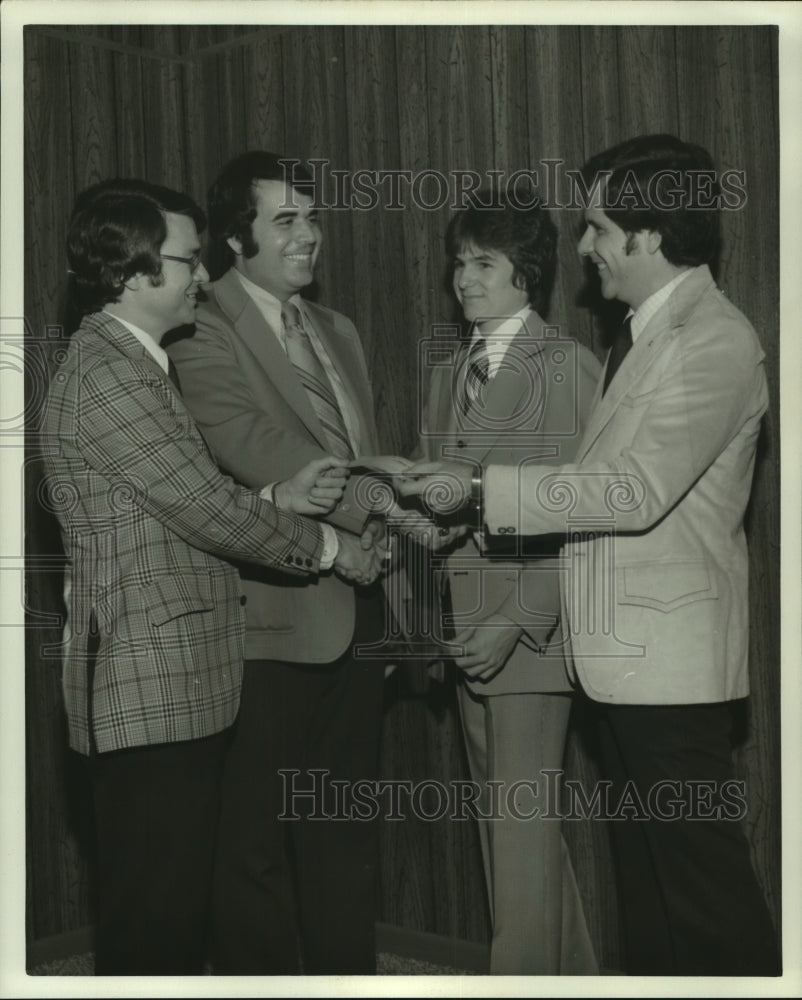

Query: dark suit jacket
[42,311,324,754]
[167,269,381,664]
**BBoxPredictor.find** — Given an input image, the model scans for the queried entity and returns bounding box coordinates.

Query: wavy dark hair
[206,151,315,276]
[581,133,721,266]
[445,191,558,315]
[67,179,205,315]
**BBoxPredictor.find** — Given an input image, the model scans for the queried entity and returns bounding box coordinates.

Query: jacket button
[239,595,247,605]
[457,440,465,448]
[340,503,351,512]
[305,558,313,567]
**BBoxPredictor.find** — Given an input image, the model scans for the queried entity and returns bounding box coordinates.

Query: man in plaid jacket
[41,179,382,974]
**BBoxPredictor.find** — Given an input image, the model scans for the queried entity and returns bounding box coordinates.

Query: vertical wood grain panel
[112,51,148,178]
[213,50,249,172]
[140,30,187,191]
[394,26,442,455]
[576,26,629,345]
[342,27,408,453]
[24,28,94,941]
[243,34,286,154]
[66,34,118,190]
[523,27,594,349]
[578,27,623,163]
[616,27,679,138]
[280,27,356,323]
[489,25,528,176]
[425,26,495,325]
[24,30,74,341]
[675,25,781,935]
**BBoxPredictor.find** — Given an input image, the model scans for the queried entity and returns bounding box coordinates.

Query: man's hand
[360,516,392,564]
[274,456,349,515]
[334,530,384,586]
[384,499,468,551]
[451,614,523,682]
[394,460,474,516]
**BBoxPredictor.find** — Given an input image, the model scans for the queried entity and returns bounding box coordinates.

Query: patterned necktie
[167,358,182,394]
[462,336,490,414]
[281,301,354,459]
[602,316,633,396]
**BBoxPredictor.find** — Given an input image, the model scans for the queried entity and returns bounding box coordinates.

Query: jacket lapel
[83,312,173,390]
[577,265,716,460]
[212,270,330,449]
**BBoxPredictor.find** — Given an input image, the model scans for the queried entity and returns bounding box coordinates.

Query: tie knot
[469,336,488,360]
[281,301,304,331]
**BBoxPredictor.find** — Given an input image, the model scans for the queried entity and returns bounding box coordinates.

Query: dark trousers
[211,587,386,975]
[594,701,781,976]
[87,732,228,974]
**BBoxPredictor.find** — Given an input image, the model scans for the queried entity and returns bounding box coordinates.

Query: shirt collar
[629,269,694,342]
[102,310,169,373]
[472,305,532,345]
[470,306,532,379]
[233,268,306,327]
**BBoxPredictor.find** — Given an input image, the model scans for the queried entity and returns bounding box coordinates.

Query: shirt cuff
[484,464,522,535]
[320,523,339,571]
[259,481,277,503]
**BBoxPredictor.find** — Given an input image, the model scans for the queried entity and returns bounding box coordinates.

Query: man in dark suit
[398,135,780,975]
[42,179,380,974]
[167,152,388,974]
[415,194,600,973]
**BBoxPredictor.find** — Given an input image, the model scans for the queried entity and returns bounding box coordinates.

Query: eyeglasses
[160,251,203,272]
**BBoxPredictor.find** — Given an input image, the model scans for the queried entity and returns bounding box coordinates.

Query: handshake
[272,454,473,588]
[267,455,392,588]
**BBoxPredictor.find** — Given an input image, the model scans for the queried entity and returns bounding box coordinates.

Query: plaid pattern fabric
[41,311,325,755]
[281,301,354,459]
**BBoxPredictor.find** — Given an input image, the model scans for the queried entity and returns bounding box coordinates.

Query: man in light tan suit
[414,195,600,974]
[399,135,780,975]
[167,151,386,974]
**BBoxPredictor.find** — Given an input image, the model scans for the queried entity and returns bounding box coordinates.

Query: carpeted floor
[29,952,476,976]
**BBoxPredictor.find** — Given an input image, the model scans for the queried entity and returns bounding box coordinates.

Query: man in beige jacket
[398,135,780,976]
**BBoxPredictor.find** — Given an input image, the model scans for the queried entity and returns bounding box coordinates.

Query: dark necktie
[281,301,354,460]
[167,358,182,394]
[462,337,490,414]
[602,316,633,396]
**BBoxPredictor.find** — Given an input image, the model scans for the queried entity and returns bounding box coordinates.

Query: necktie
[462,336,490,414]
[602,316,633,396]
[281,301,354,459]
[167,358,182,394]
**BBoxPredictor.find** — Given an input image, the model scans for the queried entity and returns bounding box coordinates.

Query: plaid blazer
[41,311,324,755]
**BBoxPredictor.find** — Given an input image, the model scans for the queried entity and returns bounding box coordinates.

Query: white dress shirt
[472,305,533,378]
[629,268,694,342]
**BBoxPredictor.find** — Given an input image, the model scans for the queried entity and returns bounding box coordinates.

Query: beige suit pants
[458,685,597,975]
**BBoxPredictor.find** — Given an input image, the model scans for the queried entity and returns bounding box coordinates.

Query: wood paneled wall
[24,24,780,969]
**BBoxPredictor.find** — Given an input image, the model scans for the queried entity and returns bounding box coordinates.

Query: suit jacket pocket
[616,560,719,612]
[143,574,215,626]
[620,386,659,408]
